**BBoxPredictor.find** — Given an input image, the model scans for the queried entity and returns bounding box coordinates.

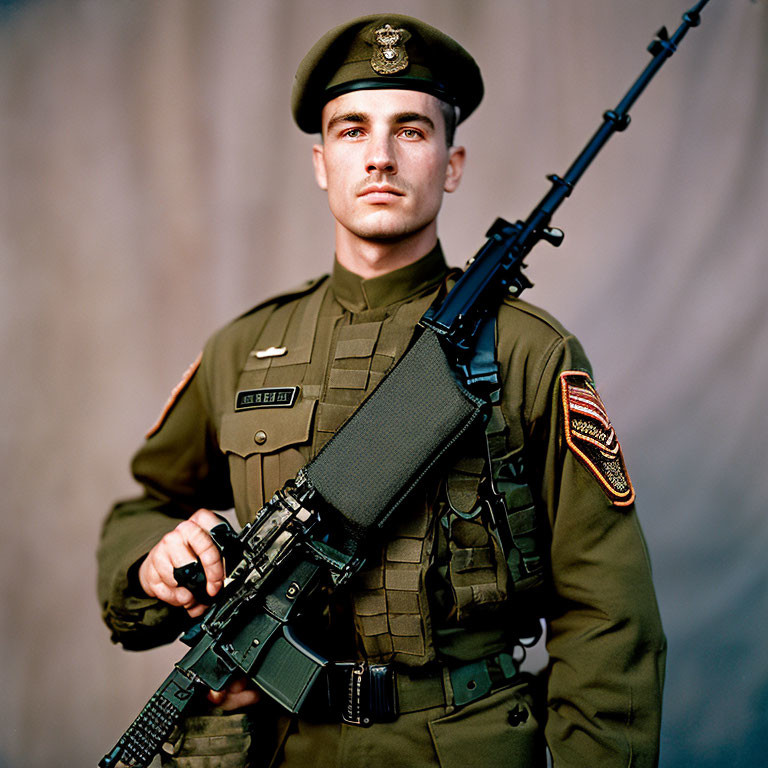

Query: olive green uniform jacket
[98,246,666,767]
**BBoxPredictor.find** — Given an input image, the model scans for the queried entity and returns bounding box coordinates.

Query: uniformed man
[98,14,666,768]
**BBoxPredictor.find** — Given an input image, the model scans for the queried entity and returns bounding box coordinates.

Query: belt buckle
[338,662,398,727]
[341,663,369,726]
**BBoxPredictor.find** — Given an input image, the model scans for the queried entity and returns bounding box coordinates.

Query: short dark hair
[439,100,458,147]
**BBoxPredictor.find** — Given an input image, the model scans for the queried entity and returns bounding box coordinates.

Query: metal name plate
[235,386,300,410]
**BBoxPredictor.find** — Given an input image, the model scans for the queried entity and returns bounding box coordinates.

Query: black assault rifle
[101,3,712,766]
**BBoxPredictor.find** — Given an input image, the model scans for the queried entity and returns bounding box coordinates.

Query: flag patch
[145,352,202,439]
[560,371,635,506]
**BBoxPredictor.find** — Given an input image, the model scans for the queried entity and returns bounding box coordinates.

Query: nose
[365,132,397,175]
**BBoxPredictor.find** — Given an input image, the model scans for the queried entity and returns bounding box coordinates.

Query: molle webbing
[313,286,442,453]
[305,327,488,536]
[313,318,387,453]
[317,293,448,666]
[445,456,509,622]
[160,712,255,768]
[351,495,437,665]
[441,403,544,621]
[485,406,544,590]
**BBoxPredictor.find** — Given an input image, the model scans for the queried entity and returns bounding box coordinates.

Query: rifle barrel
[423,0,713,353]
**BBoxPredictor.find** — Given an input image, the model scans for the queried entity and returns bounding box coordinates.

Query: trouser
[278,678,544,768]
[160,676,544,768]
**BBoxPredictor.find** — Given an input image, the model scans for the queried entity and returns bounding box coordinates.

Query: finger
[217,688,261,711]
[144,560,194,607]
[177,521,225,597]
[196,547,225,599]
[186,603,208,619]
[137,556,158,597]
[143,518,224,606]
[153,529,215,605]
[151,527,202,586]
[206,683,260,711]
[189,508,226,531]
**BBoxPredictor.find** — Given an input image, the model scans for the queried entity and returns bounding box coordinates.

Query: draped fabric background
[1,1,766,766]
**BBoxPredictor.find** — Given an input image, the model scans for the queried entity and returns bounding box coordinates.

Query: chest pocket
[219,398,317,524]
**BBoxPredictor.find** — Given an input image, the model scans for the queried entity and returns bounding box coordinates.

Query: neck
[334,223,438,279]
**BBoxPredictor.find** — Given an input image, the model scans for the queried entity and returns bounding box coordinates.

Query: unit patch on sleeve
[145,352,202,439]
[560,371,635,507]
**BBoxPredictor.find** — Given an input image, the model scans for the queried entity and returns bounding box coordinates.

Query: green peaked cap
[292,13,483,134]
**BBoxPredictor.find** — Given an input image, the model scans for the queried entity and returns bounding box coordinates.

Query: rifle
[100,3,712,765]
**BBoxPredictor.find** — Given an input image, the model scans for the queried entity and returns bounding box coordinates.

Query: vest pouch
[160,705,290,768]
[219,398,317,523]
[160,710,254,768]
[447,517,508,623]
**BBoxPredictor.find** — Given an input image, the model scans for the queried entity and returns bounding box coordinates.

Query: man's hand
[139,515,259,710]
[138,509,224,618]
[207,677,261,710]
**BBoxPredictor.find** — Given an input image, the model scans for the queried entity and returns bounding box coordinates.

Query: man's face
[312,89,465,245]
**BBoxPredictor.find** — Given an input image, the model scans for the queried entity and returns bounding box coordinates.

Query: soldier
[98,14,666,768]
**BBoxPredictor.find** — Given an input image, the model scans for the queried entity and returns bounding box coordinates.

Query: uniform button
[507,704,529,727]
[253,430,267,445]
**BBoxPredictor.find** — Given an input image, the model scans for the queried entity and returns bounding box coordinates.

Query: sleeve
[97,346,234,651]
[523,335,666,767]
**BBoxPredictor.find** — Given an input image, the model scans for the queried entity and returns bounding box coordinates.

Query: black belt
[324,651,523,727]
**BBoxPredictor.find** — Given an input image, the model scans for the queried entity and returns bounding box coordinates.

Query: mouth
[357,184,404,203]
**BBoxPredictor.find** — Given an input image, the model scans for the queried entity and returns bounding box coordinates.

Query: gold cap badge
[370,24,411,75]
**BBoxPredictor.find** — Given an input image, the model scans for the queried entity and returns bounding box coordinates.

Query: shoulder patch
[560,371,635,507]
[145,352,202,439]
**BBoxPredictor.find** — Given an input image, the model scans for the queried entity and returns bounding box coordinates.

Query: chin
[351,216,432,242]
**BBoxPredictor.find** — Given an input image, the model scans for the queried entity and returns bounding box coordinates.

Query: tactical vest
[217,277,545,667]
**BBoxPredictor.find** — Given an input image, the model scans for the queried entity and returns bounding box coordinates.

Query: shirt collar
[331,242,449,312]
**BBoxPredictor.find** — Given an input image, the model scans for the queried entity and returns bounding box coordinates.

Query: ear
[444,145,466,193]
[312,143,328,191]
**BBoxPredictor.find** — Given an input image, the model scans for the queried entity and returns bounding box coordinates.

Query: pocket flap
[428,681,543,768]
[219,397,317,457]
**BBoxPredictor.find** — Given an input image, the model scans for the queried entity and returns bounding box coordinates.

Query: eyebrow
[325,112,368,132]
[394,112,435,131]
[325,110,436,134]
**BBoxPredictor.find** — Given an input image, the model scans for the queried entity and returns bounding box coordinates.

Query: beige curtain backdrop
[1,1,766,766]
